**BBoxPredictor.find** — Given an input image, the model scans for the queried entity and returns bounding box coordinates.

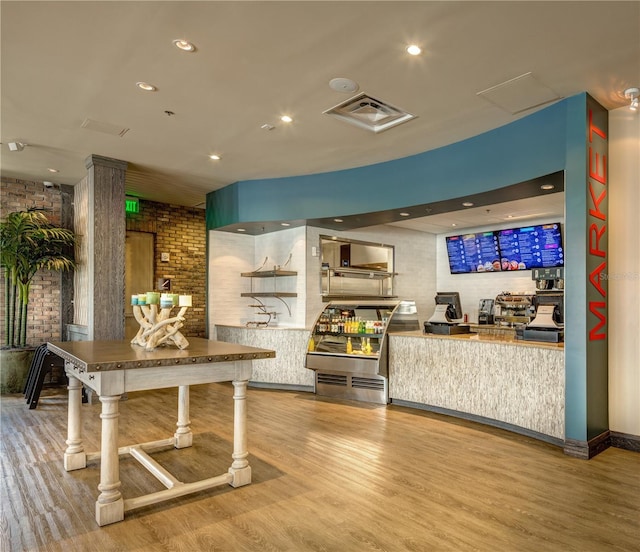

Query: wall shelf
[241,269,297,320]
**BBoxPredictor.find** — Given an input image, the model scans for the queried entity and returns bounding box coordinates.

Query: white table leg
[64,374,86,471]
[174,385,192,448]
[228,379,251,487]
[95,395,124,526]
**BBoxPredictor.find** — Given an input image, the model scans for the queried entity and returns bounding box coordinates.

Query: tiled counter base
[388,332,564,443]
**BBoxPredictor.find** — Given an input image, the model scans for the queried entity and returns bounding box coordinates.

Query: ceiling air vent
[324,92,416,133]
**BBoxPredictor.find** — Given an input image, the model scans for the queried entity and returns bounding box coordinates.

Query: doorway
[125,231,154,339]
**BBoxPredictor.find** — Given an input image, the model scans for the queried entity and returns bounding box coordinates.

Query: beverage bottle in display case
[346,337,353,354]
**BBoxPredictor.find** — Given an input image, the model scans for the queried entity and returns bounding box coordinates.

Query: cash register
[424,291,471,335]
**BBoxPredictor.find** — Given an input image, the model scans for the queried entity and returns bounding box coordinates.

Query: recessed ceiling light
[173,39,195,52]
[540,183,555,190]
[399,212,410,217]
[136,82,156,92]
[462,201,474,207]
[406,45,422,56]
[333,218,343,223]
[209,154,221,160]
[261,123,275,131]
[281,222,290,227]
[280,115,293,123]
[452,223,457,227]
[47,168,59,173]
[237,228,246,232]
[507,215,514,218]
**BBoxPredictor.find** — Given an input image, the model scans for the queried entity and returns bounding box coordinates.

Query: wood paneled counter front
[48,338,275,526]
[387,331,565,443]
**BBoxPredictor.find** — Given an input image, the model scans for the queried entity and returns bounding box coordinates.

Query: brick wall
[0,178,66,347]
[126,200,207,337]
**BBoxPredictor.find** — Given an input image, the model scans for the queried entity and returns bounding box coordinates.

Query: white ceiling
[1,1,638,230]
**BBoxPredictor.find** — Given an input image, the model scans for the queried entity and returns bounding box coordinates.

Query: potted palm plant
[0,208,75,393]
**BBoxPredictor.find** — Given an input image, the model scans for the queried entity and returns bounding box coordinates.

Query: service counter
[215,323,565,444]
[215,325,314,390]
[388,330,564,443]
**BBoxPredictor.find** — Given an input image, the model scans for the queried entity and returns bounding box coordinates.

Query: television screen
[446,232,501,273]
[497,223,564,270]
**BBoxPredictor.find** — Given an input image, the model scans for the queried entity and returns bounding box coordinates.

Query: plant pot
[0,348,36,394]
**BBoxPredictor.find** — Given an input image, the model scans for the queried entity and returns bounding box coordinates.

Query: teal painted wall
[207,93,609,446]
[207,99,568,225]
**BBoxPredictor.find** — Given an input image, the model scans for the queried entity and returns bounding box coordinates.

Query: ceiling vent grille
[324,93,416,133]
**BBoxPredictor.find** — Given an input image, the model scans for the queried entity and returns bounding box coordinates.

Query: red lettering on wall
[588,182,607,220]
[589,301,606,340]
[589,262,607,297]
[587,108,608,342]
[589,224,606,257]
[589,146,607,185]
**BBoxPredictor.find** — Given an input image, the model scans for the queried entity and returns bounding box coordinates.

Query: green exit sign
[125,196,139,213]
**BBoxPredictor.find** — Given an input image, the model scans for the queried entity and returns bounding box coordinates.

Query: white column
[95,395,124,526]
[64,373,86,471]
[228,379,251,487]
[174,385,193,448]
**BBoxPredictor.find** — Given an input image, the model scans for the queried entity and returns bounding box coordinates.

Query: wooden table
[47,338,275,526]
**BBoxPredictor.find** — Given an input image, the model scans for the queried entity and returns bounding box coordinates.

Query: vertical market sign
[587,98,608,341]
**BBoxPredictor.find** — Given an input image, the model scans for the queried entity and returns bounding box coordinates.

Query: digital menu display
[445,235,470,274]
[446,232,502,273]
[446,223,563,274]
[497,223,563,270]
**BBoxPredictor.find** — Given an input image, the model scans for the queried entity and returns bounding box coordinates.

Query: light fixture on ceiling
[47,168,59,173]
[399,212,410,217]
[462,201,474,207]
[173,39,195,52]
[333,218,343,223]
[281,222,290,227]
[209,154,221,160]
[406,45,422,56]
[136,82,156,92]
[280,115,293,123]
[540,183,555,190]
[236,228,246,232]
[8,141,26,152]
[624,87,639,111]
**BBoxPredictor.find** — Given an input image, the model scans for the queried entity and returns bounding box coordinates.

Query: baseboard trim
[563,431,610,459]
[389,398,564,447]
[248,382,314,393]
[610,431,640,453]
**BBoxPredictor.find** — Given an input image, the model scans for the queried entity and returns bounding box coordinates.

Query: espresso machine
[494,292,536,326]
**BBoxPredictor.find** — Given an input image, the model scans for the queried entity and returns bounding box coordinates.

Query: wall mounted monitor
[497,223,564,270]
[445,232,501,274]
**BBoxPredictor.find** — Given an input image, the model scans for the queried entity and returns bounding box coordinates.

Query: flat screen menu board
[497,223,564,270]
[446,222,563,274]
[446,232,501,273]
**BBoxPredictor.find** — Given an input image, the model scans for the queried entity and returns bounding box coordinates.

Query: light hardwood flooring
[1,383,638,552]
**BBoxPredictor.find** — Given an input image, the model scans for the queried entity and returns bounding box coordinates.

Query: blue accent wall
[208,100,568,225]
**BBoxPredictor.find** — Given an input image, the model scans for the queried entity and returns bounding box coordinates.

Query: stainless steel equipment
[478,298,495,325]
[494,293,536,326]
[305,300,419,404]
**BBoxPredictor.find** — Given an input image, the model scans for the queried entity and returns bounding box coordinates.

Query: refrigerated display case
[305,300,419,404]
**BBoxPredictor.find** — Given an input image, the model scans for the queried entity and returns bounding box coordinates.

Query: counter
[388,331,564,442]
[215,325,314,390]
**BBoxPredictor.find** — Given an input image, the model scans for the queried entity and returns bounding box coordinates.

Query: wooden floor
[1,384,638,552]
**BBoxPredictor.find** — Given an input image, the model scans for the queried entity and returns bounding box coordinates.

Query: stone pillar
[84,155,128,340]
